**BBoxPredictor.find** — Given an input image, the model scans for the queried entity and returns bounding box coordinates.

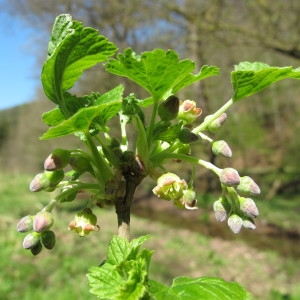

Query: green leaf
[88,264,123,299]
[107,235,150,265]
[232,62,300,101]
[40,86,123,139]
[173,65,220,94]
[42,107,65,126]
[87,235,152,300]
[106,48,219,101]
[41,14,117,112]
[153,122,183,144]
[149,276,251,300]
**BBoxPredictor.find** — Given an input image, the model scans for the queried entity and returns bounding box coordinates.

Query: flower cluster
[151,97,260,234]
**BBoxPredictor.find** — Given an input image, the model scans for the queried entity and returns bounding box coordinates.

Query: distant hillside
[0,96,78,174]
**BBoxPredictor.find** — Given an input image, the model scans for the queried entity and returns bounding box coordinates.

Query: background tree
[1,0,300,194]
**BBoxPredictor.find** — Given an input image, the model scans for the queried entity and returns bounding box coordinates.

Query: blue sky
[0,16,39,111]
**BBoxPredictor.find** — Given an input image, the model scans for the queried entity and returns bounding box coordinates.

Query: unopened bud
[17,215,34,232]
[237,176,261,196]
[158,95,179,121]
[212,140,232,158]
[239,197,259,218]
[206,113,227,132]
[29,170,64,192]
[242,218,256,230]
[30,242,43,255]
[228,214,243,234]
[41,230,56,249]
[68,208,99,237]
[213,198,229,222]
[178,100,202,124]
[33,211,54,232]
[181,189,198,210]
[23,232,41,249]
[153,173,188,201]
[44,148,71,171]
[220,168,240,186]
[178,127,199,144]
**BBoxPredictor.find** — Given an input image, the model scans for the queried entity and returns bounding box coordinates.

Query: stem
[115,174,143,240]
[152,152,222,175]
[147,99,159,146]
[193,98,233,133]
[85,132,113,183]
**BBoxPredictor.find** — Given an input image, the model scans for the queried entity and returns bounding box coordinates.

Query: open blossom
[68,208,100,237]
[153,173,188,201]
[178,100,202,124]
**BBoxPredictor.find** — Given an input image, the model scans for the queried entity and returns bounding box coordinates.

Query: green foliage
[17,13,300,299]
[149,277,250,300]
[88,235,152,299]
[106,48,219,102]
[42,14,117,117]
[232,62,300,101]
[88,236,250,300]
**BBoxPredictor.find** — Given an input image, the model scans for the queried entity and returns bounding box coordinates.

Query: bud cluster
[213,168,260,233]
[17,210,55,255]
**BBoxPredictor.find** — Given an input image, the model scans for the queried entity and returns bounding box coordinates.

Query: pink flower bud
[44,148,71,171]
[239,197,259,218]
[29,170,64,192]
[237,176,261,196]
[213,198,228,222]
[228,214,243,234]
[220,168,240,186]
[242,218,256,230]
[22,232,41,249]
[33,211,54,232]
[212,140,232,158]
[17,215,34,232]
[206,113,227,132]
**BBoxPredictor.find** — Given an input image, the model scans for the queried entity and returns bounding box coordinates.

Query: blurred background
[0,1,299,299]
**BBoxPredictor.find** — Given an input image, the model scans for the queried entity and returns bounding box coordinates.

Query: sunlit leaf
[232,62,300,101]
[41,14,117,110]
[149,276,251,300]
[87,235,152,300]
[106,48,219,101]
[41,85,123,139]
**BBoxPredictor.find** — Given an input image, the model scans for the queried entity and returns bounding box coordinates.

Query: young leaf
[88,265,123,299]
[232,62,300,101]
[40,96,122,140]
[106,48,219,101]
[149,276,251,300]
[106,235,149,265]
[87,235,152,300]
[42,14,117,114]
